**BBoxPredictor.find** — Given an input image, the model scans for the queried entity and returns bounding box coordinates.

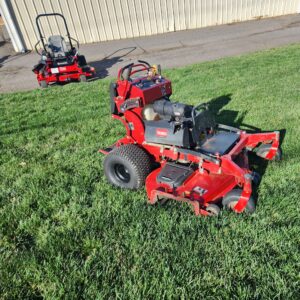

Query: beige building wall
[5,0,300,50]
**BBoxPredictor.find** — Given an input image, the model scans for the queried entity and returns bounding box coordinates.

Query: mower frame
[100,62,281,216]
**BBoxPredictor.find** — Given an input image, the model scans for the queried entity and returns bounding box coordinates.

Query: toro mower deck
[32,13,95,88]
[100,61,281,216]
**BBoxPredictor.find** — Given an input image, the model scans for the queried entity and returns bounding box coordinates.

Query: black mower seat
[48,35,68,57]
[199,131,239,155]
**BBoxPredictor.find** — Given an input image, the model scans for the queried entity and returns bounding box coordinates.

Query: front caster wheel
[39,80,48,88]
[222,189,256,214]
[206,204,221,216]
[79,75,87,82]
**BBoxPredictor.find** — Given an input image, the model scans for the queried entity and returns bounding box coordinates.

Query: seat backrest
[192,109,216,145]
[48,35,68,57]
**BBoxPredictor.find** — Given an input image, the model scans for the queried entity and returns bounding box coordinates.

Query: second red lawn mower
[32,13,95,88]
[100,61,282,216]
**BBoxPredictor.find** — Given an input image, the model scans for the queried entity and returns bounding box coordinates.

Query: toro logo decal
[156,128,168,137]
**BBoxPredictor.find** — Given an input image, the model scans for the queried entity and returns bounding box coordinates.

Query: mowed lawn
[1,44,300,299]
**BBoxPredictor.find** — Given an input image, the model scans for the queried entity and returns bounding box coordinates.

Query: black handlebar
[137,60,151,67]
[121,62,134,71]
[120,63,134,80]
[119,61,154,80]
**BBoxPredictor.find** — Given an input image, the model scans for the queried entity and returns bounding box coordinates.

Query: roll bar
[35,13,78,52]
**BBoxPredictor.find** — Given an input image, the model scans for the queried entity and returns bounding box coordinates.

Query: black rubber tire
[40,80,48,88]
[79,75,87,82]
[222,189,256,214]
[103,144,152,189]
[256,144,282,161]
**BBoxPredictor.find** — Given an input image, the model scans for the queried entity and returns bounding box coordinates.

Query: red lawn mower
[32,13,95,88]
[100,61,282,216]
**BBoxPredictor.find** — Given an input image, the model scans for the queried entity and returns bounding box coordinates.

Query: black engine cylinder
[153,99,192,118]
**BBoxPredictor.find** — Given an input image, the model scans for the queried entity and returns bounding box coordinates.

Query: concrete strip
[0,14,300,93]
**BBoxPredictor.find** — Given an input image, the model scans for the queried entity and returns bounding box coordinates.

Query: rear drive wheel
[79,75,87,82]
[256,144,282,161]
[39,80,48,88]
[222,189,256,214]
[103,144,152,189]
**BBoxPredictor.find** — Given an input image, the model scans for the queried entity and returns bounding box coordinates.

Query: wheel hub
[114,163,130,183]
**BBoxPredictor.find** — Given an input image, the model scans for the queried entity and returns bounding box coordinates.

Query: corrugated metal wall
[8,0,300,50]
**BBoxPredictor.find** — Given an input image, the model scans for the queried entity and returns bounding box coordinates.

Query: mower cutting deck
[100,61,282,216]
[32,13,95,88]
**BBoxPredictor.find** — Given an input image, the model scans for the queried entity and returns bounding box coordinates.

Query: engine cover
[144,120,192,147]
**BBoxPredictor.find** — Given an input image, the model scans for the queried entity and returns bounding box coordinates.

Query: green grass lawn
[1,44,300,299]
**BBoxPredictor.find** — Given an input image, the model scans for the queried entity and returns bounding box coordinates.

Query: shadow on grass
[208,94,249,128]
[208,94,259,130]
[208,94,286,207]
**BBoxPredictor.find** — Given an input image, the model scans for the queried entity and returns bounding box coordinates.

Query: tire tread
[104,144,152,189]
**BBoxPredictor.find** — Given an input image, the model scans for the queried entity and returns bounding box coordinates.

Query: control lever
[137,60,151,67]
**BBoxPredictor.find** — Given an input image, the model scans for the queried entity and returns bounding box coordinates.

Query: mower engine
[153,100,193,119]
[144,100,194,148]
[100,61,282,217]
